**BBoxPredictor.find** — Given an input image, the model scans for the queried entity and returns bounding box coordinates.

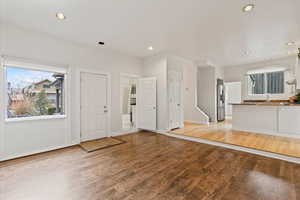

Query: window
[43,84,50,88]
[266,71,284,94]
[6,66,65,119]
[248,73,265,94]
[247,71,285,95]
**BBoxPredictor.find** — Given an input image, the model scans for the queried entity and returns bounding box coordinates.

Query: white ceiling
[1,0,300,66]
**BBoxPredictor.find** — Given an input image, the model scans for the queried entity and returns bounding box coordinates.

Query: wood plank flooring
[1,131,300,200]
[170,121,300,158]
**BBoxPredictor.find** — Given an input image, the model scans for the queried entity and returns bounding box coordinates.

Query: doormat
[80,137,126,153]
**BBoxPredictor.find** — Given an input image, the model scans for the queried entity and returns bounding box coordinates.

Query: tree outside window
[6,66,65,118]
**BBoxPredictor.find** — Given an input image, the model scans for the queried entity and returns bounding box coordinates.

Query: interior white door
[137,77,157,131]
[168,70,182,129]
[81,72,108,142]
[225,82,242,117]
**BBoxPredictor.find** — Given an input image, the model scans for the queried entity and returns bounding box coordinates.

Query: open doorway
[120,74,138,130]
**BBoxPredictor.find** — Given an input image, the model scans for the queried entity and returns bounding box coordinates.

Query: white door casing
[168,70,183,129]
[137,77,157,131]
[80,72,108,141]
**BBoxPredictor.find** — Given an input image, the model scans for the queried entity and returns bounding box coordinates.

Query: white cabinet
[232,105,300,138]
[278,107,300,135]
[232,105,278,134]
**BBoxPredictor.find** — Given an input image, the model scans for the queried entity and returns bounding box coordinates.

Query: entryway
[120,74,138,130]
[80,72,109,142]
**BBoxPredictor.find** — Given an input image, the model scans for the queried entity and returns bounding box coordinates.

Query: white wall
[196,65,224,123]
[224,56,297,101]
[197,66,216,122]
[143,54,209,128]
[183,61,209,124]
[0,24,142,160]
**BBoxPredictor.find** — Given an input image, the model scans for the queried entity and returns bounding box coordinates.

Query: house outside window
[5,64,66,119]
[43,84,50,89]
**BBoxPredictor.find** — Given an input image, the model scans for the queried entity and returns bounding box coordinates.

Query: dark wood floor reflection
[1,131,300,200]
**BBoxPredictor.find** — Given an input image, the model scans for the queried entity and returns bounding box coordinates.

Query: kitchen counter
[232,104,300,138]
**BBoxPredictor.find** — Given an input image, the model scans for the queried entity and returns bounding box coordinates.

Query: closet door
[168,70,183,130]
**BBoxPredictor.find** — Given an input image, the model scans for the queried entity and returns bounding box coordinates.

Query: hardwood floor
[170,121,300,158]
[1,131,300,200]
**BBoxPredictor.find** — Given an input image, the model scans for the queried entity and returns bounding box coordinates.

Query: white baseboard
[154,129,169,134]
[184,120,209,125]
[0,142,79,162]
[111,129,139,136]
[1,130,139,161]
[159,131,300,164]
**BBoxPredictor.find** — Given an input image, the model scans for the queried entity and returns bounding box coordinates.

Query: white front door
[168,70,182,129]
[81,72,108,142]
[137,77,157,131]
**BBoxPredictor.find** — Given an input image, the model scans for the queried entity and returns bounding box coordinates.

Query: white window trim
[244,70,291,100]
[2,58,68,122]
[5,115,67,123]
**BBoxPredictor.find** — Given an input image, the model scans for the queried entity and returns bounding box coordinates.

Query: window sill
[5,115,67,123]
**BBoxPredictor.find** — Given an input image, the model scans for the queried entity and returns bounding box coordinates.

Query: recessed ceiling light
[56,12,66,20]
[98,41,105,45]
[242,4,255,12]
[148,46,153,51]
[286,42,295,46]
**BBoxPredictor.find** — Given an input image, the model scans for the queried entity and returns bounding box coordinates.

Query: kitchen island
[232,103,300,138]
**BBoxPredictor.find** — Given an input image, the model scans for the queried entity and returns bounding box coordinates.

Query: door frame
[120,73,141,131]
[79,68,111,142]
